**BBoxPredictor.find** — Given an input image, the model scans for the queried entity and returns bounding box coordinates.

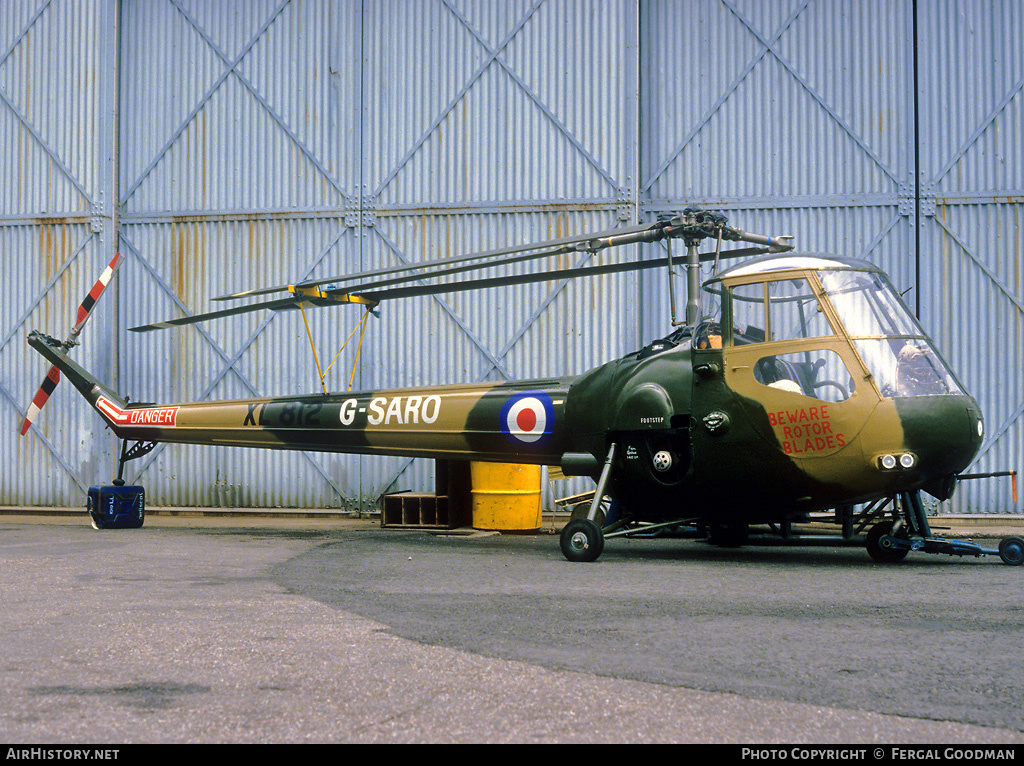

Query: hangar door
[638,0,917,342]
[1,1,121,506]
[638,0,1023,513]
[110,0,641,510]
[3,0,1021,514]
[914,0,1024,513]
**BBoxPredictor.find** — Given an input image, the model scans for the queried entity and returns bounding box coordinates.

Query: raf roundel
[500,391,554,447]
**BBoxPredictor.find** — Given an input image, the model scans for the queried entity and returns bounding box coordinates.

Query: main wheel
[998,536,1024,566]
[865,521,909,563]
[560,518,605,562]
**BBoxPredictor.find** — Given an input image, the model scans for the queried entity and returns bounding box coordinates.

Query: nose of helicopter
[894,395,984,497]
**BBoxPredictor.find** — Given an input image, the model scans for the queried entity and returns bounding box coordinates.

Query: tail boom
[26,331,129,433]
[26,330,576,464]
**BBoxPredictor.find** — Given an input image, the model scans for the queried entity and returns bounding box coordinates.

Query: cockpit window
[768,278,834,341]
[754,349,854,402]
[818,271,920,338]
[818,269,964,397]
[730,283,767,344]
[728,278,833,344]
[853,339,964,397]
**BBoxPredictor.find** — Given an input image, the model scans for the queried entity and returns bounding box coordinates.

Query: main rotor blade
[129,288,379,332]
[128,296,304,332]
[20,252,124,435]
[358,243,778,293]
[354,257,672,301]
[211,220,664,301]
[130,243,771,332]
[322,239,605,294]
[350,245,772,302]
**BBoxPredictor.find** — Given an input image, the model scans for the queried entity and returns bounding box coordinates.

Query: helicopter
[21,208,1024,566]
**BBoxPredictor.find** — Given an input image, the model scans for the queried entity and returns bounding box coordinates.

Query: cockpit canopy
[698,254,964,399]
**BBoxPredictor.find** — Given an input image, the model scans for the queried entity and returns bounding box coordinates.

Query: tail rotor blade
[19,252,124,435]
[70,252,124,338]
[19,365,61,436]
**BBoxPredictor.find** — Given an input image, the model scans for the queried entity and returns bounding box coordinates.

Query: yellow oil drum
[470,462,542,531]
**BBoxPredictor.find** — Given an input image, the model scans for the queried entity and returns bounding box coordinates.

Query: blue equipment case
[87,485,145,529]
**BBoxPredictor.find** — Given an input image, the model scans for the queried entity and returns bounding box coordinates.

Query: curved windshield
[852,339,963,397]
[819,270,921,337]
[818,270,964,397]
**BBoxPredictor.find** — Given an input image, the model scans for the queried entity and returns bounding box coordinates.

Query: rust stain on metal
[38,222,69,298]
[171,222,191,401]
[201,111,207,208]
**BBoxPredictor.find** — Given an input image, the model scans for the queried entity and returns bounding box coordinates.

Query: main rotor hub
[675,207,729,246]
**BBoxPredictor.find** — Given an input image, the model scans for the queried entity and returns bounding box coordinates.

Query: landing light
[878,453,917,471]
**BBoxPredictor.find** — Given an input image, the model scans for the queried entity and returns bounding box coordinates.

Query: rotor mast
[564,208,794,328]
[652,208,793,327]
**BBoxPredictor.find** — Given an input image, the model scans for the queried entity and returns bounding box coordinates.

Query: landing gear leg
[865,491,1024,565]
[113,438,158,486]
[560,443,616,562]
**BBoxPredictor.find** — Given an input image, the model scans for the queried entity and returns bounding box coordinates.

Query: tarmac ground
[1,509,1023,744]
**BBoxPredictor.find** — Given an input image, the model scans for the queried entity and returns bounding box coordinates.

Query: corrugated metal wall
[915,0,1024,513]
[638,0,917,337]
[1,0,120,506]
[358,0,638,503]
[116,0,369,508]
[637,0,1020,514]
[2,0,1021,513]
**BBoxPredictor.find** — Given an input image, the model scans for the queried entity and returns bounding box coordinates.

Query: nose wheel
[865,520,910,563]
[865,493,1024,566]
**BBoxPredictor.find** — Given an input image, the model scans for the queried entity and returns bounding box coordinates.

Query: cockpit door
[718,273,880,478]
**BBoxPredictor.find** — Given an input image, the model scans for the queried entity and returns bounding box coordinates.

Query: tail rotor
[19,252,124,435]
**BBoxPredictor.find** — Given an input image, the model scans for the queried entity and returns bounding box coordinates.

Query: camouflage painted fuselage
[563,338,983,523]
[27,254,984,526]
[29,333,575,465]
